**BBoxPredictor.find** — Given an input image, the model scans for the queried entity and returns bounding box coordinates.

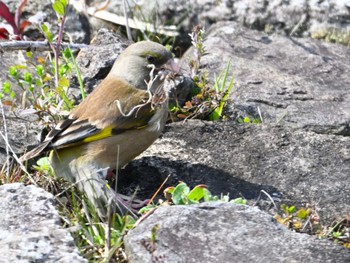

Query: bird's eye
[146,55,156,64]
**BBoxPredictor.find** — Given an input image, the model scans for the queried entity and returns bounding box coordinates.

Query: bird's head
[110,41,179,91]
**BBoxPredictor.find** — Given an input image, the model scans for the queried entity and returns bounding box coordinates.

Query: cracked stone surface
[0,183,86,263]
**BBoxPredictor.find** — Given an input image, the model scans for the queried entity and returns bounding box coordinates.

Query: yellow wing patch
[82,127,114,143]
[82,124,149,144]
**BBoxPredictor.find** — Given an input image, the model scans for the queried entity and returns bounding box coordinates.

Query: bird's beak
[162,58,180,74]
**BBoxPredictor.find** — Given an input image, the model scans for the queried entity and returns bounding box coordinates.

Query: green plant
[275,204,350,248]
[165,182,211,205]
[237,116,262,124]
[209,60,235,121]
[325,218,350,248]
[163,182,247,205]
[33,157,54,175]
[170,26,235,121]
[0,1,86,127]
[275,204,315,231]
[311,28,350,47]
[53,186,134,262]
[1,48,75,125]
[138,182,247,216]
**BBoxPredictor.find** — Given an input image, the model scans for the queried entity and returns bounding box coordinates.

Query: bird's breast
[146,104,168,133]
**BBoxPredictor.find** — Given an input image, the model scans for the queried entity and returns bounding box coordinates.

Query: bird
[20,41,180,219]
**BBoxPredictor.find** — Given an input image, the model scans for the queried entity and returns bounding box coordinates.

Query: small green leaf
[203,188,214,202]
[36,157,51,170]
[172,182,190,205]
[332,231,341,238]
[287,205,296,214]
[36,65,45,77]
[24,72,32,83]
[10,91,16,99]
[209,108,221,121]
[138,203,157,214]
[56,86,74,111]
[62,48,71,59]
[231,197,247,205]
[253,118,261,124]
[296,208,309,219]
[36,79,43,86]
[26,51,33,59]
[281,204,296,215]
[41,23,53,42]
[28,84,34,93]
[2,81,11,94]
[52,0,67,16]
[61,0,68,7]
[243,117,251,123]
[41,23,48,32]
[33,157,54,174]
[9,66,18,77]
[57,61,72,77]
[58,77,70,88]
[187,185,208,203]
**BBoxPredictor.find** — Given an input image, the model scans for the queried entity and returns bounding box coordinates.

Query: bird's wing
[72,75,155,130]
[48,119,102,148]
[50,76,155,147]
[20,76,156,161]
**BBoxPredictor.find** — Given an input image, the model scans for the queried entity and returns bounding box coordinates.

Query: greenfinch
[20,41,179,219]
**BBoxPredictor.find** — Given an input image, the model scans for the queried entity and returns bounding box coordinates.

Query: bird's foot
[116,193,150,213]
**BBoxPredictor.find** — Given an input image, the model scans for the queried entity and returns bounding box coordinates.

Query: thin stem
[0,101,10,180]
[122,0,132,41]
[68,46,86,99]
[53,14,67,87]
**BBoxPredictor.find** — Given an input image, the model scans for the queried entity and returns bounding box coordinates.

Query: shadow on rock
[117,157,280,203]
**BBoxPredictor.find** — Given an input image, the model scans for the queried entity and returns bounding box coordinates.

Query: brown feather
[71,75,154,129]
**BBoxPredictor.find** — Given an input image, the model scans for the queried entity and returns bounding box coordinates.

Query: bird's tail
[58,158,136,220]
[19,140,51,162]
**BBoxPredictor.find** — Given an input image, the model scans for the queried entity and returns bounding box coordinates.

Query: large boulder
[124,203,350,263]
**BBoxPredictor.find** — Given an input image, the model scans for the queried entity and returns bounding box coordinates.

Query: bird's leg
[106,169,150,213]
[117,193,150,209]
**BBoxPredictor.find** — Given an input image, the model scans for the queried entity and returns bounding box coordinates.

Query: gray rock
[184,21,350,135]
[0,183,86,263]
[122,121,350,225]
[0,108,38,166]
[124,203,350,263]
[103,0,350,43]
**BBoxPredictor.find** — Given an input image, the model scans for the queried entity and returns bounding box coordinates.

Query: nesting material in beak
[162,58,181,75]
